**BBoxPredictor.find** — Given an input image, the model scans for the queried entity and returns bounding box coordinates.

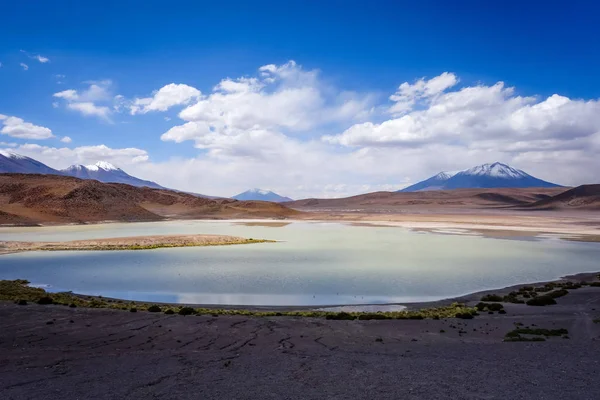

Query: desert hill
[0,174,299,225]
[286,187,580,212]
[523,185,600,211]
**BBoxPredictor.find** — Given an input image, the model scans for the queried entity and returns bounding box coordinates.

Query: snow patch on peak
[0,149,27,159]
[461,162,527,179]
[434,170,461,180]
[86,161,120,171]
[65,164,84,171]
[249,188,271,195]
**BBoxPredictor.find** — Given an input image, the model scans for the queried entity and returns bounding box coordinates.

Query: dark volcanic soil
[2,286,600,400]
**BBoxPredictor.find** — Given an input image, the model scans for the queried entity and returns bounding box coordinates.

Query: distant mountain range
[232,188,293,202]
[0,149,62,175]
[61,162,164,189]
[0,150,164,189]
[400,162,561,192]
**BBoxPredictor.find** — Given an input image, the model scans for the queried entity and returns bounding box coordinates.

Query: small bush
[15,299,27,305]
[325,312,355,320]
[481,294,503,302]
[164,309,175,315]
[37,296,54,305]
[178,307,196,316]
[456,312,474,319]
[147,305,161,313]
[526,296,556,306]
[498,309,507,314]
[375,337,383,342]
[547,289,569,299]
[69,303,77,308]
[130,307,137,313]
[589,282,600,287]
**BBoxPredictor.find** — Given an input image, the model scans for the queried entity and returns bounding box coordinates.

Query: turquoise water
[0,220,599,306]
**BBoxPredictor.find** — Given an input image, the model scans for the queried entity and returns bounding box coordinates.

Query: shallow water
[0,220,599,306]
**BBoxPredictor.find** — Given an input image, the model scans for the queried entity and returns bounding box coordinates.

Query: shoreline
[0,234,273,255]
[2,212,600,242]
[2,271,599,314]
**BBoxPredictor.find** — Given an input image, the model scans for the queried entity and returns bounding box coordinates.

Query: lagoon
[0,220,599,306]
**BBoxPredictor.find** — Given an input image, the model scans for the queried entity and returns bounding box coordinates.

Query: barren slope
[0,174,299,225]
[286,187,567,213]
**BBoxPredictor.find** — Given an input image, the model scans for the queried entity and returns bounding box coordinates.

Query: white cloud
[388,72,458,115]
[161,60,374,152]
[60,136,72,143]
[0,141,18,147]
[129,83,201,114]
[149,69,600,197]
[52,102,59,108]
[33,55,50,63]
[0,115,53,140]
[20,63,29,71]
[53,81,113,120]
[20,50,50,64]
[11,144,149,169]
[325,76,600,152]
[67,102,111,119]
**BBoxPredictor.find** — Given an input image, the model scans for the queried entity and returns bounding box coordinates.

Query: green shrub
[69,303,77,308]
[15,299,27,305]
[325,312,355,320]
[178,307,196,316]
[481,294,503,302]
[547,289,568,299]
[130,307,137,312]
[526,296,556,306]
[164,309,175,315]
[147,305,161,312]
[37,296,54,305]
[456,312,474,319]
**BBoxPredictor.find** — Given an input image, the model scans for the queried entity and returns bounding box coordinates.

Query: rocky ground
[2,286,600,400]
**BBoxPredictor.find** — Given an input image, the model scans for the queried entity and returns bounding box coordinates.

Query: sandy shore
[0,234,273,255]
[2,280,600,399]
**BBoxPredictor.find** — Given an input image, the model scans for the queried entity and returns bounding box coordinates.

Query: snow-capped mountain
[232,188,293,202]
[401,162,561,192]
[61,161,164,189]
[0,150,62,175]
[398,171,461,192]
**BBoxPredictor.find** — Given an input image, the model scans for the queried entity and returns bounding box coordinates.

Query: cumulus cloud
[53,81,113,121]
[160,60,374,154]
[149,69,600,197]
[60,136,72,143]
[325,75,600,153]
[11,144,149,169]
[0,115,53,139]
[129,83,201,114]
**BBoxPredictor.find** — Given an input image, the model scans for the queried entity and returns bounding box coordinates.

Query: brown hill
[0,174,299,225]
[523,184,600,210]
[286,187,567,213]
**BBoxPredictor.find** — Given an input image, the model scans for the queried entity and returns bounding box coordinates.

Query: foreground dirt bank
[0,234,273,255]
[2,284,600,400]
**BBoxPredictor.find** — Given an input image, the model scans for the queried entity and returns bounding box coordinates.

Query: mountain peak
[401,162,560,192]
[233,188,293,202]
[0,149,27,159]
[461,162,527,179]
[86,161,120,171]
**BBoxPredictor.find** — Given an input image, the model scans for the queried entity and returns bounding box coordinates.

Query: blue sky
[1,1,599,198]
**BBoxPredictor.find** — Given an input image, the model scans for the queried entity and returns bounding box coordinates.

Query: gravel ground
[2,288,600,400]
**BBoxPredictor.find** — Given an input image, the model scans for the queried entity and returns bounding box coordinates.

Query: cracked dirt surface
[2,291,600,400]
